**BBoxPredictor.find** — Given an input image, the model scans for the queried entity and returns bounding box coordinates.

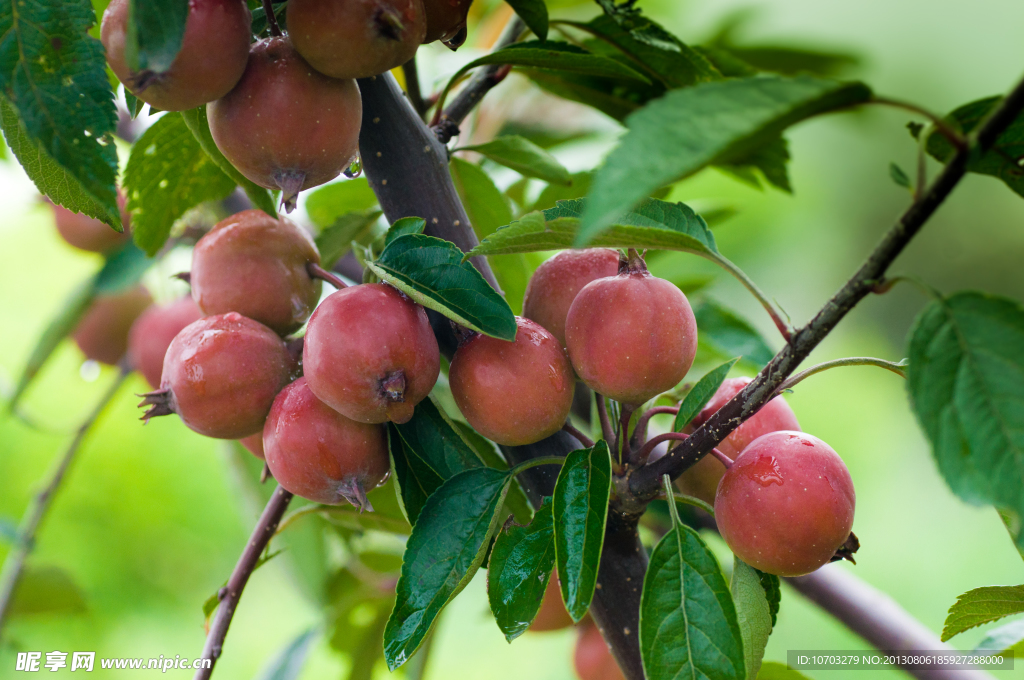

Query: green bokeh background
[3,0,1024,678]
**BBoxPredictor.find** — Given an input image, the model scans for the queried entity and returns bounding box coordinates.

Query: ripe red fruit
[140,313,296,439]
[189,209,322,335]
[715,431,856,577]
[677,377,800,503]
[287,0,426,79]
[574,622,625,680]
[303,284,440,424]
[529,575,574,632]
[102,0,251,111]
[421,0,473,47]
[565,251,697,406]
[264,377,389,509]
[208,36,362,212]
[239,433,265,460]
[50,193,131,253]
[523,248,620,348]
[73,286,153,366]
[127,297,204,389]
[449,317,574,446]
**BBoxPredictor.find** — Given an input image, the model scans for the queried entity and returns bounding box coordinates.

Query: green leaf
[522,68,651,122]
[731,558,774,680]
[449,157,529,315]
[383,467,513,669]
[717,136,792,193]
[306,178,380,229]
[254,627,317,680]
[0,98,119,229]
[388,397,484,525]
[488,497,556,642]
[458,136,571,186]
[180,106,277,216]
[366,234,517,341]
[467,197,717,259]
[125,0,188,73]
[695,299,776,370]
[124,112,236,255]
[553,441,612,622]
[504,0,548,41]
[9,565,88,617]
[640,522,745,680]
[0,0,121,228]
[583,14,720,89]
[674,359,740,431]
[907,293,1024,552]
[927,96,1024,199]
[0,516,17,544]
[531,171,594,212]
[579,76,872,243]
[974,616,1024,655]
[314,210,383,269]
[452,40,649,84]
[942,585,1024,641]
[889,161,912,189]
[385,217,427,247]
[756,662,812,680]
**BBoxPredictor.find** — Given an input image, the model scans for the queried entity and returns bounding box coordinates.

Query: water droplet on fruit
[344,155,363,178]
[746,454,784,487]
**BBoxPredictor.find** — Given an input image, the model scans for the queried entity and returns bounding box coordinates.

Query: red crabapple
[189,209,322,335]
[303,283,440,424]
[677,377,801,503]
[264,377,389,509]
[714,431,856,577]
[574,622,625,680]
[421,0,473,47]
[239,433,266,460]
[140,313,296,439]
[522,248,620,348]
[449,317,574,446]
[50,192,131,253]
[73,286,153,366]
[102,0,251,111]
[529,574,574,632]
[207,36,362,212]
[127,297,204,389]
[565,251,697,406]
[287,0,426,79]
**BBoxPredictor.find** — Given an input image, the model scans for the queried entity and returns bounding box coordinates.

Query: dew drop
[344,155,363,178]
[745,454,784,487]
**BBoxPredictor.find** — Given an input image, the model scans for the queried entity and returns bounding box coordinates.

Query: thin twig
[872,96,968,151]
[707,253,792,340]
[431,17,526,143]
[402,57,428,120]
[0,365,130,634]
[562,422,595,448]
[776,357,907,394]
[195,486,294,679]
[307,262,348,289]
[631,71,1024,500]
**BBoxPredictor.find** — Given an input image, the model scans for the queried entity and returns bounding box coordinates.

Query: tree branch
[194,486,293,680]
[630,71,1024,500]
[0,365,130,634]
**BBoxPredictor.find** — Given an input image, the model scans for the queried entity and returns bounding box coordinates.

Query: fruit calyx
[830,532,861,564]
[618,248,648,276]
[374,7,406,41]
[138,389,176,422]
[274,170,307,213]
[338,478,374,512]
[381,370,407,403]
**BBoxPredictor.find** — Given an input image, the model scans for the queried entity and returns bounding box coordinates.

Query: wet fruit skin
[264,377,389,507]
[522,248,620,349]
[148,313,296,439]
[529,574,574,632]
[50,192,131,253]
[288,0,426,80]
[208,36,362,211]
[303,283,440,424]
[449,317,574,447]
[565,262,697,406]
[422,0,473,44]
[127,297,205,389]
[102,0,251,112]
[190,209,322,335]
[73,286,153,366]
[677,377,801,503]
[574,622,625,680]
[715,431,855,577]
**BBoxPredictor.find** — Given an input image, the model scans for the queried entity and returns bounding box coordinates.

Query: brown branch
[0,364,130,634]
[194,486,293,680]
[630,70,1024,500]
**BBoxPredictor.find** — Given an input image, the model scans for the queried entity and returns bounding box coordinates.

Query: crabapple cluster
[102,0,478,211]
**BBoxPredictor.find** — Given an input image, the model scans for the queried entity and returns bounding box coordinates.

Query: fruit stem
[262,0,283,37]
[562,422,595,448]
[618,405,635,465]
[508,455,568,476]
[631,431,733,469]
[307,262,349,289]
[870,96,968,151]
[705,252,793,340]
[775,356,908,394]
[595,393,616,450]
[631,405,679,448]
[260,463,271,484]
